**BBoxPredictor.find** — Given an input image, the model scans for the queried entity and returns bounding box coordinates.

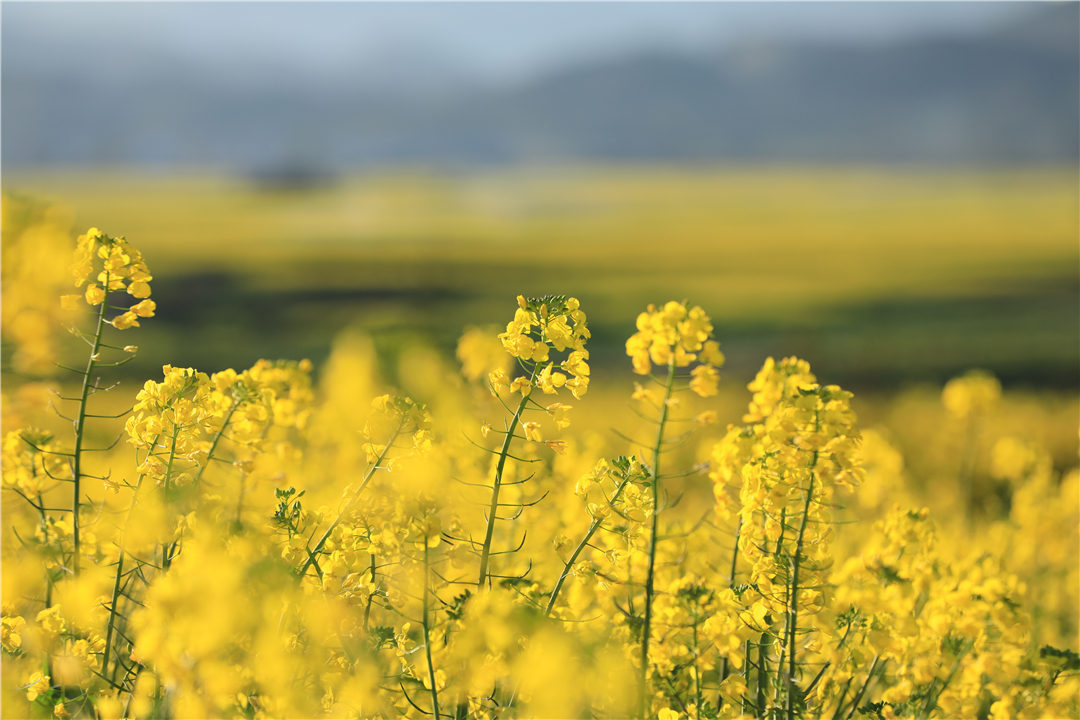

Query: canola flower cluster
[0,213,1077,720]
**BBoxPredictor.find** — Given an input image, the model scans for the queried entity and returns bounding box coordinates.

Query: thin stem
[102,470,152,686]
[297,419,406,580]
[638,358,677,720]
[477,366,537,590]
[160,421,182,571]
[718,515,743,706]
[917,641,969,720]
[71,279,111,576]
[422,542,441,720]
[693,618,702,714]
[235,470,246,529]
[543,472,635,618]
[786,471,816,720]
[757,632,769,717]
[192,397,240,486]
[364,554,377,632]
[844,655,880,720]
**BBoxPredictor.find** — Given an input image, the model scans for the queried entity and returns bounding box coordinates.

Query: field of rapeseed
[1,192,1077,720]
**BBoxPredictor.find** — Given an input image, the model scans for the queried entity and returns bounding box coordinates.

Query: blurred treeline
[4,166,1077,393]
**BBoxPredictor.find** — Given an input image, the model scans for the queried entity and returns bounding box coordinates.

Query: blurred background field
[3,2,1078,452]
[4,1,1077,395]
[4,166,1077,394]
[2,6,1079,713]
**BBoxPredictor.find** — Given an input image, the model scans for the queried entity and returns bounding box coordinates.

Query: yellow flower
[545,439,567,455]
[942,369,1000,419]
[84,284,105,305]
[111,311,139,330]
[546,403,572,430]
[690,364,719,397]
[522,421,543,442]
[1,615,25,651]
[130,299,156,317]
[537,363,567,394]
[545,315,574,351]
[565,374,589,399]
[418,515,442,548]
[699,340,725,366]
[489,367,509,394]
[127,280,152,298]
[25,671,50,701]
[561,350,589,378]
[36,606,66,638]
[693,410,718,425]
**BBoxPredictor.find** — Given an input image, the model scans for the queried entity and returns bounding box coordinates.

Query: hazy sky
[5,2,1035,89]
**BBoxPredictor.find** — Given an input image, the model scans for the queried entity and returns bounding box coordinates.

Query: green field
[5,166,1077,389]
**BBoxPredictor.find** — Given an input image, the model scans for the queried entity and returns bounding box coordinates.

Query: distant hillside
[3,3,1076,170]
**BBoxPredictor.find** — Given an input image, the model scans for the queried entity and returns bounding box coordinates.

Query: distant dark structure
[3,3,1077,171]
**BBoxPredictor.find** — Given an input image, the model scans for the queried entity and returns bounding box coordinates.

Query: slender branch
[192,397,241,486]
[477,366,537,590]
[543,478,634,618]
[71,278,112,576]
[844,655,880,720]
[786,470,817,720]
[422,543,441,720]
[718,515,743,702]
[639,358,677,720]
[297,419,406,580]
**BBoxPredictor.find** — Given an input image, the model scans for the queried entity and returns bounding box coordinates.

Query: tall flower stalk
[64,229,155,575]
[475,295,590,590]
[625,301,725,719]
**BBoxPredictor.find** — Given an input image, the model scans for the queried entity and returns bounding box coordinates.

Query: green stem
[192,396,240,486]
[37,495,55,691]
[844,655,880,720]
[638,358,677,720]
[757,632,769,717]
[297,419,405,581]
[543,472,635,617]
[71,279,111,576]
[477,366,537,590]
[693,618,702,713]
[786,471,816,720]
[718,515,742,705]
[423,542,441,720]
[505,471,635,711]
[917,641,969,720]
[363,554,377,632]
[161,422,182,571]
[235,470,247,529]
[742,638,751,716]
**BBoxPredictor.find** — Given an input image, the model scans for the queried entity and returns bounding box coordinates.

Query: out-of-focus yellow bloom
[522,422,542,442]
[85,284,106,305]
[36,605,66,638]
[942,369,1000,419]
[110,311,140,330]
[25,671,50,701]
[689,363,719,397]
[458,325,511,382]
[546,402,572,430]
[1,615,25,652]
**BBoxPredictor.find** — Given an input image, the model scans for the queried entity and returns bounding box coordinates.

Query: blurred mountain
[3,3,1077,171]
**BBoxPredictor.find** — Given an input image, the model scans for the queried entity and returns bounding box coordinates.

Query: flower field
[1,191,1077,720]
